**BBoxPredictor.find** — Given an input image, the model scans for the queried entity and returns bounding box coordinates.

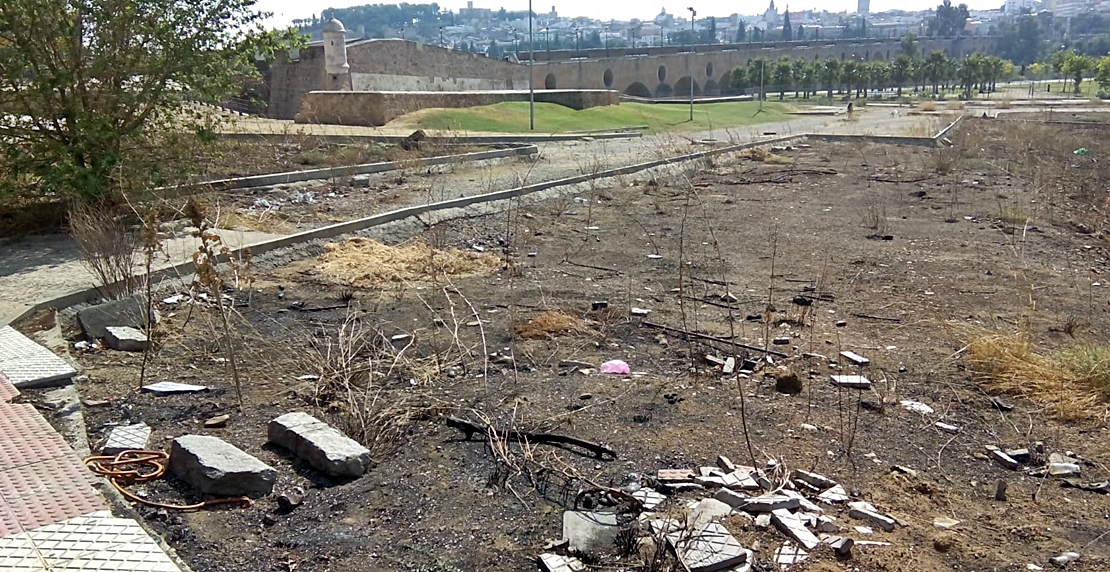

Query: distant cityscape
[288,0,1107,58]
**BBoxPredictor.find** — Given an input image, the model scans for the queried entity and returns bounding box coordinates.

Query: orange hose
[84,450,251,511]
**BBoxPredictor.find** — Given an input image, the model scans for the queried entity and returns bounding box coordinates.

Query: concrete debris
[830,375,872,389]
[141,381,209,395]
[204,414,230,428]
[538,553,586,572]
[773,542,808,569]
[781,490,823,514]
[669,522,752,572]
[1048,463,1081,477]
[716,456,735,472]
[771,509,820,550]
[77,295,158,339]
[793,470,835,490]
[562,511,619,555]
[933,516,960,529]
[854,526,873,535]
[277,486,305,512]
[169,435,276,497]
[900,400,934,415]
[815,515,840,533]
[102,423,151,456]
[824,536,854,556]
[847,502,896,532]
[741,495,802,513]
[630,307,651,316]
[713,488,749,508]
[689,498,736,527]
[817,484,850,504]
[754,513,772,529]
[1049,552,1080,567]
[990,449,1021,470]
[935,422,961,434]
[104,326,150,352]
[268,412,373,477]
[839,351,870,366]
[1005,449,1031,462]
[705,354,727,366]
[723,357,736,374]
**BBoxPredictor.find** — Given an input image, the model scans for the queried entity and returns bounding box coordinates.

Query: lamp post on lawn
[687,7,695,122]
[528,0,535,130]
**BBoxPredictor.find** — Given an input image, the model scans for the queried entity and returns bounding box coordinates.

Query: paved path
[0,107,948,326]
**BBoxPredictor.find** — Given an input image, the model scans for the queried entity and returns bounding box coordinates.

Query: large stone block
[77,296,158,339]
[169,435,275,497]
[104,326,150,352]
[268,412,372,477]
[562,511,619,555]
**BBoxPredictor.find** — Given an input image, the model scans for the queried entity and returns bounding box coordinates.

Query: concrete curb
[5,123,964,327]
[217,132,641,145]
[185,144,539,192]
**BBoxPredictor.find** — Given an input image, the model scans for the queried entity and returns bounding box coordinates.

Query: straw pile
[317,237,501,287]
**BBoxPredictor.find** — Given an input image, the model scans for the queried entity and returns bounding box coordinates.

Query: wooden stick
[641,320,788,357]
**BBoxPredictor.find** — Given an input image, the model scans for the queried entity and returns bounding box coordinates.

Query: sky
[256,0,1004,28]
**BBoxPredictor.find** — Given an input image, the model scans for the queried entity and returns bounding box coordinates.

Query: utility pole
[687,7,696,121]
[529,0,534,130]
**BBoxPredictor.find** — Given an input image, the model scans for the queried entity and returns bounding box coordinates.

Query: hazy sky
[256,0,1004,27]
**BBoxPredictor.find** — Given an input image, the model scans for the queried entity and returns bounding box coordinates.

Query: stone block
[104,326,149,352]
[268,412,372,477]
[77,296,158,339]
[169,435,276,497]
[562,511,619,555]
[102,423,151,456]
[771,509,820,550]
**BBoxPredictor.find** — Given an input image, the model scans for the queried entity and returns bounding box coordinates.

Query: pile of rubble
[540,456,899,572]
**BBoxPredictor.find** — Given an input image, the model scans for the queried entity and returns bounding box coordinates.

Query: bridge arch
[704,79,720,95]
[656,82,673,97]
[624,81,652,98]
[674,77,701,97]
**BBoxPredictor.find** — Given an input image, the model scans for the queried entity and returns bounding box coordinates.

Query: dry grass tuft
[962,328,1110,420]
[515,310,596,340]
[740,147,794,164]
[317,237,501,287]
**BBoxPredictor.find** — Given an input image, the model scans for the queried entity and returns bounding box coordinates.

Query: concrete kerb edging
[189,144,539,192]
[5,123,964,327]
[218,131,641,145]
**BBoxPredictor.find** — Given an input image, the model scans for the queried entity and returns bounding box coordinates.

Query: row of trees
[727,51,1013,101]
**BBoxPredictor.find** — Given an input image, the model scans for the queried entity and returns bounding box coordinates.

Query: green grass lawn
[392,101,791,134]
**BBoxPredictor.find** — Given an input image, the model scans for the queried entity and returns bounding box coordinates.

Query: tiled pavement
[1,361,183,571]
[0,326,77,388]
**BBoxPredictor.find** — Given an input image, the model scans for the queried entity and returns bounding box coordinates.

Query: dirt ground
[30,118,1110,572]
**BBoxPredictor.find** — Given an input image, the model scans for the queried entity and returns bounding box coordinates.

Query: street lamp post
[399,27,405,40]
[528,0,534,130]
[439,26,444,47]
[687,7,695,122]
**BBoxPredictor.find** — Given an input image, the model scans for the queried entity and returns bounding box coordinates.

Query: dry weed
[961,327,1110,420]
[69,202,139,299]
[515,310,597,340]
[317,237,501,287]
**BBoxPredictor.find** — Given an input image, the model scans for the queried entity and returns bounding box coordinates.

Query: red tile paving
[0,502,22,539]
[0,404,73,471]
[0,372,18,403]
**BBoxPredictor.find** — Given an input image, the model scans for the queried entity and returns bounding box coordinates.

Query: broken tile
[657,468,696,482]
[721,470,761,491]
[538,553,586,572]
[793,470,835,490]
[142,381,209,395]
[562,511,619,554]
[723,357,736,374]
[1005,448,1031,462]
[817,484,850,504]
[771,509,820,550]
[102,423,151,456]
[815,515,839,533]
[824,536,854,556]
[782,490,823,513]
[669,522,752,572]
[689,498,734,527]
[774,542,808,569]
[854,526,873,535]
[717,455,735,471]
[713,488,749,508]
[830,375,871,389]
[632,489,666,511]
[991,449,1021,470]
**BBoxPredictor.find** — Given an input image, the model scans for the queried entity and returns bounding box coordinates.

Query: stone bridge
[528,36,995,97]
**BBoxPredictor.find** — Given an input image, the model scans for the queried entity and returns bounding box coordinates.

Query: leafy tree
[996,16,1043,66]
[773,57,793,100]
[1065,52,1096,95]
[0,0,301,202]
[929,0,969,38]
[841,60,860,97]
[728,66,750,92]
[924,50,949,94]
[901,33,919,58]
[892,54,912,96]
[748,58,769,100]
[1096,56,1110,94]
[822,57,842,98]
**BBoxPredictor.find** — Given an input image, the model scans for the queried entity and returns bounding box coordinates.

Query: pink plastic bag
[599,360,630,375]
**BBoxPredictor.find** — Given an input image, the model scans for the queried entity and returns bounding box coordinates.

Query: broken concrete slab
[815,515,840,533]
[77,295,158,339]
[538,553,586,572]
[717,456,736,472]
[562,511,619,555]
[669,522,752,572]
[204,414,230,428]
[721,470,761,490]
[739,495,801,513]
[933,516,961,530]
[268,412,372,477]
[935,421,961,434]
[991,449,1021,470]
[830,375,872,389]
[793,470,835,490]
[839,351,870,366]
[689,498,735,527]
[824,536,854,556]
[847,502,896,532]
[771,509,820,550]
[102,423,151,456]
[141,381,209,395]
[723,357,736,375]
[774,542,808,569]
[782,490,823,513]
[713,488,749,508]
[169,434,276,497]
[104,326,150,352]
